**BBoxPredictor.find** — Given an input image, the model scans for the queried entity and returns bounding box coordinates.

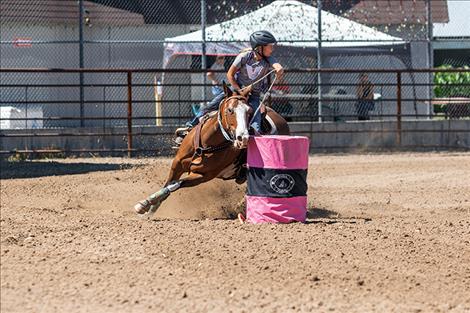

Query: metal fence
[1,67,469,156]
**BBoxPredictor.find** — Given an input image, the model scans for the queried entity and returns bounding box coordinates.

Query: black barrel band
[247,167,307,198]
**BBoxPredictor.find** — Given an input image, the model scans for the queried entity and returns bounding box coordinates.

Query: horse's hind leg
[134,155,189,215]
[134,171,216,215]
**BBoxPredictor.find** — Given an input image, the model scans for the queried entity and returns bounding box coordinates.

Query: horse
[134,83,290,215]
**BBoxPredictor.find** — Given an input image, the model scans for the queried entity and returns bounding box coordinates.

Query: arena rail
[1,68,469,156]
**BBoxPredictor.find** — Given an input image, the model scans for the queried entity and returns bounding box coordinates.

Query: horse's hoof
[134,200,150,214]
[235,175,247,185]
[235,168,247,184]
[238,213,246,224]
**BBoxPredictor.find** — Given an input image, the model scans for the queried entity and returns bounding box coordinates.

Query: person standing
[356,73,375,120]
[207,55,225,97]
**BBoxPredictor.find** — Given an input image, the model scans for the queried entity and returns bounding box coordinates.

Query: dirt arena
[1,152,469,313]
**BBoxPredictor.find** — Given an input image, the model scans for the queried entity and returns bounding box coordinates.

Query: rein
[249,74,277,126]
[228,68,278,126]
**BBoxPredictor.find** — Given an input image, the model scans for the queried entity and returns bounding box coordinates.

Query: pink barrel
[246,135,309,224]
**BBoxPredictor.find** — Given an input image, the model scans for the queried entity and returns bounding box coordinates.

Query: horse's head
[219,82,253,149]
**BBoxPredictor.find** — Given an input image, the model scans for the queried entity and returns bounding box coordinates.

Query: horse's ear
[223,81,233,97]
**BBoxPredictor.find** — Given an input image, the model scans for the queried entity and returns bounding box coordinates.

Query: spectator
[207,55,225,97]
[356,73,375,120]
[271,76,293,117]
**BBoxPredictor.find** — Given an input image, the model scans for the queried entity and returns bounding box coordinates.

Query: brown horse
[134,83,290,215]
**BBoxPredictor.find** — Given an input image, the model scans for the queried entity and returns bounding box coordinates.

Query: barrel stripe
[247,167,308,198]
[246,195,307,224]
[247,135,309,170]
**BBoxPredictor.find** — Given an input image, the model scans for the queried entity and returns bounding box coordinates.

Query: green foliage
[434,65,470,98]
[7,151,29,162]
[7,146,65,161]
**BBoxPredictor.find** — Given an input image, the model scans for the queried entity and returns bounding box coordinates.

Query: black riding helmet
[250,30,277,50]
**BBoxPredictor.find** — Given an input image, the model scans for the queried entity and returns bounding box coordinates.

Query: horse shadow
[0,160,137,179]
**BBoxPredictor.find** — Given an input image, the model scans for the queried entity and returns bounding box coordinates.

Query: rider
[175,30,284,144]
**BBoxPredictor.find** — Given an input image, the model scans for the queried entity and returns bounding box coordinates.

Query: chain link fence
[1,0,469,135]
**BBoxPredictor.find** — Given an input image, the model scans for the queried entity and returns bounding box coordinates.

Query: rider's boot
[173,124,192,146]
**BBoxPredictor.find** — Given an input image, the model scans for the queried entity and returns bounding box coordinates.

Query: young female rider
[226,30,283,133]
[175,30,283,143]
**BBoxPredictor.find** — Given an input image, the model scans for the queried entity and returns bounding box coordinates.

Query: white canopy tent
[163,0,404,66]
[160,1,427,124]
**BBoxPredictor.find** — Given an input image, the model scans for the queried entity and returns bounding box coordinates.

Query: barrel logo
[269,174,295,194]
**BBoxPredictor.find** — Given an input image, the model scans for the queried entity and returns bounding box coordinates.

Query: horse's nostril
[237,136,242,141]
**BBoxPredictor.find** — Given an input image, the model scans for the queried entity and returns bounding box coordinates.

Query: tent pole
[426,0,433,119]
[201,0,207,104]
[317,0,322,122]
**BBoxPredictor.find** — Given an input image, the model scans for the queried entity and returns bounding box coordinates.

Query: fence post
[396,71,402,147]
[201,0,207,103]
[78,0,85,127]
[127,71,133,157]
[317,0,322,122]
[25,86,29,129]
[426,0,434,119]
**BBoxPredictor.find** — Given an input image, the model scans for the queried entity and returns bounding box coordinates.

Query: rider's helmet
[249,30,277,50]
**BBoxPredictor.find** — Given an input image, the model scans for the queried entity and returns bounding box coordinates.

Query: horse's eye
[227,107,234,114]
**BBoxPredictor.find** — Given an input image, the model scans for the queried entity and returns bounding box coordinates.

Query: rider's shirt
[232,50,276,96]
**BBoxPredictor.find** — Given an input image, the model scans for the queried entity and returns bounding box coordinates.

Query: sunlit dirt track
[1,153,469,313]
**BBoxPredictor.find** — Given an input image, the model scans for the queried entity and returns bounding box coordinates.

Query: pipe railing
[1,67,469,156]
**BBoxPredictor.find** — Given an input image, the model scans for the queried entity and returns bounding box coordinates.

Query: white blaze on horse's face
[234,100,250,149]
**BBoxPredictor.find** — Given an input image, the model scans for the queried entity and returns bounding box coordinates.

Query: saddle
[174,109,274,145]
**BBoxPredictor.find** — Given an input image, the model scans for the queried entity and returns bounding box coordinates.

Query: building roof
[345,0,449,25]
[0,0,356,26]
[434,0,470,38]
[0,0,145,26]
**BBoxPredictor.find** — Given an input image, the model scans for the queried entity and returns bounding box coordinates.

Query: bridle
[217,95,249,143]
[190,94,248,167]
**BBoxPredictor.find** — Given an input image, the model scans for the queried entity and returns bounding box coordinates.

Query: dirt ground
[1,152,469,313]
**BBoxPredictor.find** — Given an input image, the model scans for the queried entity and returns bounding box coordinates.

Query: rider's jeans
[211,85,223,97]
[186,92,225,127]
[248,95,261,133]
